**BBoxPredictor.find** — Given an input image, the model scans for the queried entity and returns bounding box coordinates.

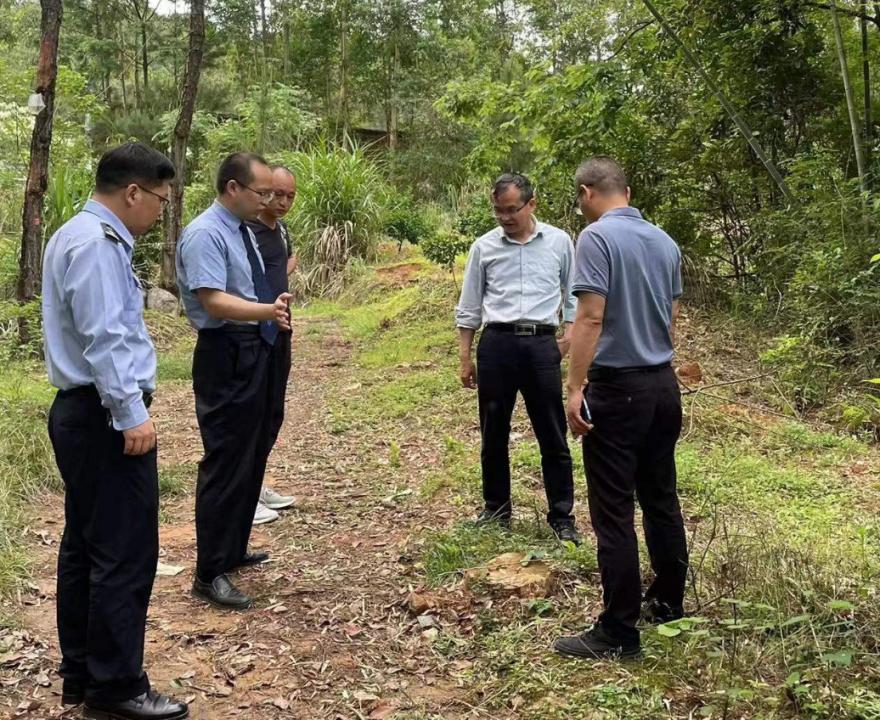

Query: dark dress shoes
[473,508,511,529]
[236,550,269,568]
[192,573,253,610]
[83,690,188,719]
[642,598,684,624]
[553,624,641,660]
[550,522,582,546]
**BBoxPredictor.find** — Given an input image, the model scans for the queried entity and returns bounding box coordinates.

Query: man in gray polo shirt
[554,156,688,660]
[456,173,580,544]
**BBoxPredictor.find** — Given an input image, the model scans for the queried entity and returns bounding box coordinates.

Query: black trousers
[475,328,574,524]
[583,366,688,643]
[48,388,158,704]
[267,331,292,451]
[193,327,273,581]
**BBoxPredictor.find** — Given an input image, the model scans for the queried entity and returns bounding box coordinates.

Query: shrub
[384,194,433,251]
[421,229,471,282]
[454,185,496,239]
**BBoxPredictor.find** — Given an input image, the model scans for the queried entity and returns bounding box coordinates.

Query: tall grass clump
[279,141,390,297]
[44,163,94,239]
[0,365,57,598]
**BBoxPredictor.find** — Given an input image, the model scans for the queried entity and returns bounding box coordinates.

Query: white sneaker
[260,486,295,510]
[253,501,279,525]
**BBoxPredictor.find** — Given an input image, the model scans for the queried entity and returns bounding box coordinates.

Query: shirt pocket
[122,273,145,326]
[530,255,563,292]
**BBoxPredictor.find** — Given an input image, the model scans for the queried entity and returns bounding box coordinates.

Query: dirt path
[1,317,480,720]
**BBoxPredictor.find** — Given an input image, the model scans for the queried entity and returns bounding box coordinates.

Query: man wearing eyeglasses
[42,142,188,718]
[177,152,292,610]
[455,172,580,545]
[245,165,298,525]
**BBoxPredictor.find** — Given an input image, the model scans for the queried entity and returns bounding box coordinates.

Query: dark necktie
[239,223,278,346]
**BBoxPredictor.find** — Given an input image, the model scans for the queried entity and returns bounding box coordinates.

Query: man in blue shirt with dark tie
[177,152,292,610]
[42,142,188,719]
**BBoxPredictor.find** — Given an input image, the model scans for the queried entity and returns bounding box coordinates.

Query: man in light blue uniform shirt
[42,142,188,719]
[177,152,291,611]
[455,173,581,544]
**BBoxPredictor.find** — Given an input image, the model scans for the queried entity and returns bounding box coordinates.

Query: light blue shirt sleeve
[455,242,484,329]
[560,236,577,323]
[179,228,229,292]
[64,239,149,431]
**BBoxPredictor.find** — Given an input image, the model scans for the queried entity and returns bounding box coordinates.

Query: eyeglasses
[136,184,170,207]
[492,200,530,219]
[572,185,592,216]
[235,180,275,200]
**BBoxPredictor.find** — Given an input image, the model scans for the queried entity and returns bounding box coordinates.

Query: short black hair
[94,142,175,193]
[491,172,534,204]
[575,156,628,195]
[216,152,269,195]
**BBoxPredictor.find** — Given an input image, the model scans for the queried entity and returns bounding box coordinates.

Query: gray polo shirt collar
[600,206,643,221]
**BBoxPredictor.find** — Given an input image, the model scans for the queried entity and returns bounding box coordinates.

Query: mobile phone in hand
[581,398,592,423]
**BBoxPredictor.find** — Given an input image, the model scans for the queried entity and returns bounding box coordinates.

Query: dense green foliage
[1,0,878,414]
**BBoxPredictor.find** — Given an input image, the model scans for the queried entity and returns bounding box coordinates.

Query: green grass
[0,363,58,599]
[157,348,193,382]
[159,463,194,498]
[146,310,195,383]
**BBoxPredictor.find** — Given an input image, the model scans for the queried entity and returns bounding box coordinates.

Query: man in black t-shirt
[246,165,298,523]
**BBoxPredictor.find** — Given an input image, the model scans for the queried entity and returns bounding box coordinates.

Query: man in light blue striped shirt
[455,173,580,543]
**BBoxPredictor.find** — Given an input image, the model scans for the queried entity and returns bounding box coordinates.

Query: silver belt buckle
[514,323,537,336]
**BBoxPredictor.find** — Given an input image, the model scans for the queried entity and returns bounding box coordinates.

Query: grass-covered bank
[304,250,880,720]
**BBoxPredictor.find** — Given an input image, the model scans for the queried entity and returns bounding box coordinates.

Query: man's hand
[566,386,593,438]
[460,358,477,389]
[273,292,293,330]
[557,323,573,358]
[122,418,157,456]
[557,336,571,357]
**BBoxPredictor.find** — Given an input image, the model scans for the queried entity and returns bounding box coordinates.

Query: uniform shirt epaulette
[101,222,123,244]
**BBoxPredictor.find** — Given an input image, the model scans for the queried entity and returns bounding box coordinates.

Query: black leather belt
[485,322,557,336]
[199,324,260,336]
[57,384,153,408]
[588,363,671,381]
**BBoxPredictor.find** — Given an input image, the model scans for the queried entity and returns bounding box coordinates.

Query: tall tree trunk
[831,0,868,193]
[339,0,350,134]
[639,0,795,204]
[18,0,63,347]
[160,0,206,292]
[118,25,129,112]
[388,40,400,149]
[141,21,149,95]
[862,0,873,182]
[282,0,291,76]
[257,0,270,153]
